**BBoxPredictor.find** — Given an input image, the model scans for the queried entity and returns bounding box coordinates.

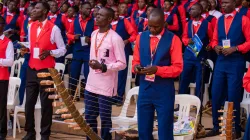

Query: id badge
[33,48,39,59]
[222,39,231,48]
[145,74,155,82]
[80,36,88,46]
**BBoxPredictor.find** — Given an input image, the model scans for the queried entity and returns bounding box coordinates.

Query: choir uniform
[179,18,213,97]
[19,15,32,105]
[85,29,126,140]
[201,12,217,29]
[153,0,164,8]
[25,19,66,138]
[236,5,250,19]
[67,15,95,95]
[3,11,23,41]
[184,0,198,21]
[131,6,147,31]
[171,3,187,36]
[164,11,180,35]
[0,34,14,139]
[132,29,183,140]
[111,17,137,103]
[243,66,250,140]
[211,11,250,134]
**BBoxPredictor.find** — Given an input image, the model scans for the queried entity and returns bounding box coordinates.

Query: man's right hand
[215,46,223,54]
[188,39,194,45]
[20,48,29,56]
[134,65,143,74]
[74,34,81,40]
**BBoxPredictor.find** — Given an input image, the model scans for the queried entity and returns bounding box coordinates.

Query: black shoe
[41,136,50,140]
[206,129,220,137]
[235,131,242,139]
[22,133,36,140]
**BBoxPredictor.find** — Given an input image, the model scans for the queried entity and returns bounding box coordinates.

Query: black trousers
[0,80,8,138]
[25,67,53,138]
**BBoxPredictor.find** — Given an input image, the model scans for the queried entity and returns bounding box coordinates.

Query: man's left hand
[39,50,50,60]
[222,47,237,56]
[124,40,129,45]
[141,66,158,75]
[89,60,102,70]
[85,37,91,44]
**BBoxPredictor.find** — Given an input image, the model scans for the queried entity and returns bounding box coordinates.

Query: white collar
[224,13,234,18]
[0,34,5,40]
[38,19,48,28]
[149,34,161,40]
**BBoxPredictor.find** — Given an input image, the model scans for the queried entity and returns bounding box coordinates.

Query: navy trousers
[211,59,245,133]
[138,86,175,140]
[244,115,250,140]
[179,58,202,97]
[19,59,29,105]
[69,51,89,95]
[84,90,112,140]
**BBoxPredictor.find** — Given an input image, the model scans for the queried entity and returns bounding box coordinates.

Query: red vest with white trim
[28,21,57,70]
[0,36,11,80]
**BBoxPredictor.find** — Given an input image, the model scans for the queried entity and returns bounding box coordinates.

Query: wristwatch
[50,50,53,56]
[236,46,239,52]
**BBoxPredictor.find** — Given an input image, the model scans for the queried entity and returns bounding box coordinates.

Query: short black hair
[62,2,70,7]
[37,2,50,14]
[192,3,203,12]
[146,3,156,11]
[0,16,5,25]
[149,8,164,22]
[81,1,91,7]
[102,7,115,19]
[70,5,79,13]
[29,2,37,7]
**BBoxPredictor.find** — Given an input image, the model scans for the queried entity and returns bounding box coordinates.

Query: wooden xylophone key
[37,72,51,78]
[55,108,69,114]
[61,113,72,119]
[48,94,61,99]
[45,88,57,92]
[40,80,54,86]
[52,101,64,107]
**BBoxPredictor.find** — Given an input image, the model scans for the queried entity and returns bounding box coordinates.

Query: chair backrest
[10,60,19,77]
[125,55,133,95]
[242,89,250,102]
[7,77,21,107]
[17,58,25,78]
[207,59,214,85]
[64,53,73,65]
[119,86,139,119]
[246,61,249,69]
[55,63,66,78]
[175,95,201,122]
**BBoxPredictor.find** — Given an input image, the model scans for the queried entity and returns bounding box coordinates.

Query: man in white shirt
[22,2,66,140]
[0,15,14,140]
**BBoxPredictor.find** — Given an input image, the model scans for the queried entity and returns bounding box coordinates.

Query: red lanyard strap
[94,30,110,58]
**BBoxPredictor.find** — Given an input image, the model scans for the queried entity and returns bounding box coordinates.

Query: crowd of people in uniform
[0,0,250,139]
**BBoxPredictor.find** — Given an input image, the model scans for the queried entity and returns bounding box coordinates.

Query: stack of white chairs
[241,89,250,119]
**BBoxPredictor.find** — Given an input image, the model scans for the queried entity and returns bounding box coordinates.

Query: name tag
[33,48,39,59]
[145,74,155,82]
[222,39,231,49]
[80,36,88,46]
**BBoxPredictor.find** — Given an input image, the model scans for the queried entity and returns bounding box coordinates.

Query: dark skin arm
[89,60,102,69]
[214,45,223,54]
[221,47,237,56]
[39,50,50,60]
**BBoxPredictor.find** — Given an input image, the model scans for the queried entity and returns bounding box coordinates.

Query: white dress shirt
[209,10,223,19]
[0,34,14,67]
[28,19,66,58]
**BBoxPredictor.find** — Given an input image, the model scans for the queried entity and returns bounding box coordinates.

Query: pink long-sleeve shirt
[85,29,127,97]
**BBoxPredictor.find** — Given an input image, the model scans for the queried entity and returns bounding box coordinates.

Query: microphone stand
[196,58,212,139]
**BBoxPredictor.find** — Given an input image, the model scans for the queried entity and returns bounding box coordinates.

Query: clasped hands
[214,46,237,56]
[134,65,157,75]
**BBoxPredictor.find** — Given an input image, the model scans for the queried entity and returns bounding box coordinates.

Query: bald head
[148,8,165,35]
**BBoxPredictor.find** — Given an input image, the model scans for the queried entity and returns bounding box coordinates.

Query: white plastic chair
[55,63,65,78]
[125,55,133,96]
[17,58,25,78]
[10,60,19,77]
[153,94,201,140]
[13,92,41,140]
[64,53,72,65]
[241,89,250,119]
[112,86,139,127]
[189,59,214,106]
[7,77,21,133]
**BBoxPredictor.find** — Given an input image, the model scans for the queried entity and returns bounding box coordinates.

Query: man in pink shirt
[84,7,126,140]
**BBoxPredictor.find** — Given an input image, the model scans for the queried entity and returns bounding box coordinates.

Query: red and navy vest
[72,15,94,58]
[133,10,147,27]
[115,19,133,56]
[3,13,20,41]
[139,30,174,91]
[184,19,209,60]
[28,21,57,70]
[217,13,245,61]
[0,36,11,80]
[48,14,67,43]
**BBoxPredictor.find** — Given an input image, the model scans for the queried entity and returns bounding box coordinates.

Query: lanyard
[150,38,160,65]
[224,16,234,39]
[191,21,201,37]
[94,30,110,58]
